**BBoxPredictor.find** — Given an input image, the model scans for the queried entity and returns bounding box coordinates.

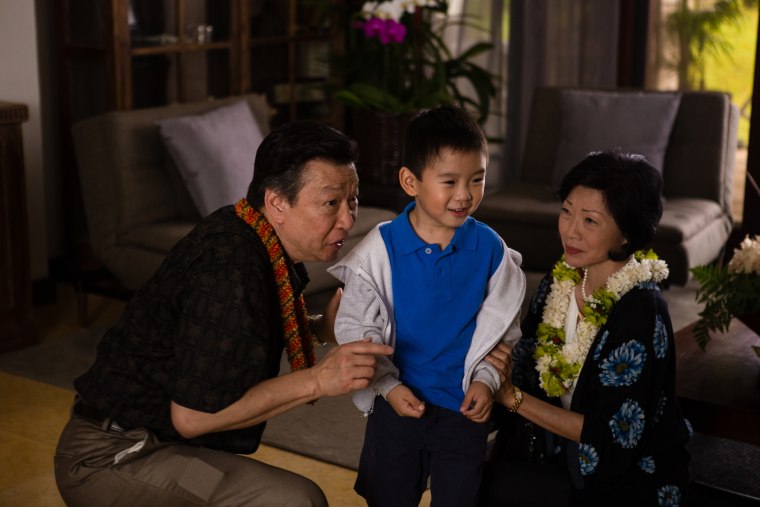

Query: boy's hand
[460,381,493,423]
[386,385,425,418]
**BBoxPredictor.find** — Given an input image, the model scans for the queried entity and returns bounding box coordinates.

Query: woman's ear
[398,167,418,197]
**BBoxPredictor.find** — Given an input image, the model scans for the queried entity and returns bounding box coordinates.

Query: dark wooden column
[743,14,760,236]
[617,0,649,88]
[0,101,38,352]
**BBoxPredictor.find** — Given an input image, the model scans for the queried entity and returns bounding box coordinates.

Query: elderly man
[54,120,393,506]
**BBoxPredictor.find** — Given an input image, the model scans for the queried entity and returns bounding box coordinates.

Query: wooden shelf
[55,0,343,293]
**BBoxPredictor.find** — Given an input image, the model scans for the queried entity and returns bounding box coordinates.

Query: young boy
[328,105,525,506]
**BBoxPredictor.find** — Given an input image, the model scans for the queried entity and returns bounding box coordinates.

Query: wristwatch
[508,386,523,413]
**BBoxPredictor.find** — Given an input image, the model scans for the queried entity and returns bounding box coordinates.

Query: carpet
[0,277,701,472]
[687,433,760,505]
[0,324,366,470]
[0,324,109,391]
[264,344,366,470]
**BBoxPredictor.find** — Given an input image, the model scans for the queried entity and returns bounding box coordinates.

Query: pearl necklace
[534,250,669,397]
[581,267,590,301]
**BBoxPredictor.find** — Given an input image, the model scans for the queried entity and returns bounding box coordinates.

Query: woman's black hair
[558,150,664,261]
[246,120,359,208]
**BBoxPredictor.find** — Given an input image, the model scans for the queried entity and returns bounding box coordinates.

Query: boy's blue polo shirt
[379,202,504,412]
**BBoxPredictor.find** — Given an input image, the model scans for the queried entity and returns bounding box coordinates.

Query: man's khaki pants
[54,413,328,506]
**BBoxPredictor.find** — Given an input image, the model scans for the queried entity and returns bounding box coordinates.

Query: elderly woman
[481,150,691,507]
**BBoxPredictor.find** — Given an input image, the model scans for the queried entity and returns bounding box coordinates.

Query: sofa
[475,87,739,286]
[72,94,397,297]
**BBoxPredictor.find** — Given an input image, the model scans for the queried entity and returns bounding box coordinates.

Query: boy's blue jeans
[355,395,490,507]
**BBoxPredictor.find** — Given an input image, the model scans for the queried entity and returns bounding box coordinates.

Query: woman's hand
[494,381,515,407]
[486,342,512,383]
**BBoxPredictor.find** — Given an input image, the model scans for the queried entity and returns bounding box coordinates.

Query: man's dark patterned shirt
[75,206,309,454]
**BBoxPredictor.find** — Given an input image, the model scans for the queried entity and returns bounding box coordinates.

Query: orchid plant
[329,0,497,122]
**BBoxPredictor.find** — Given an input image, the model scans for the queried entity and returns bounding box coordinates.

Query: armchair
[475,87,739,285]
[72,94,396,299]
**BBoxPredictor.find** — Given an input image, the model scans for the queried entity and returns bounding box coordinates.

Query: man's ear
[398,167,418,197]
[263,188,286,223]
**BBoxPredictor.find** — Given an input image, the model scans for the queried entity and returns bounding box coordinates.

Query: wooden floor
[0,283,432,506]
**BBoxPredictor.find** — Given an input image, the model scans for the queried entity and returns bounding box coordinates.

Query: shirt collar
[391,201,478,255]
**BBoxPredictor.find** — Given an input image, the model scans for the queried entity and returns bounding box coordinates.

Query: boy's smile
[399,148,487,248]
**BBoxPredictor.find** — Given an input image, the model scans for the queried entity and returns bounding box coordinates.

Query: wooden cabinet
[0,102,38,352]
[57,0,339,125]
[245,1,343,127]
[55,0,342,289]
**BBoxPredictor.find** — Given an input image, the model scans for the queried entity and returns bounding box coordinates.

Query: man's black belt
[72,396,128,433]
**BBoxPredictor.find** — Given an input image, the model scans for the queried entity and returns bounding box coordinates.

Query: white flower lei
[534,250,669,397]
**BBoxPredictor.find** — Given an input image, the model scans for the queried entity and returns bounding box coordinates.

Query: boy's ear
[398,167,418,197]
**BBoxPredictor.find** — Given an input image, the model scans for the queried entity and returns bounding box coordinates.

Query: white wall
[0,0,48,281]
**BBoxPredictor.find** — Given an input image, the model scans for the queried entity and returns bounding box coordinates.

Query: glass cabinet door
[246,0,335,126]
[59,0,339,120]
[128,0,235,108]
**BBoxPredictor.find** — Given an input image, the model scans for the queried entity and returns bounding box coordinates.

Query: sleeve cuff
[473,364,500,393]
[375,374,402,399]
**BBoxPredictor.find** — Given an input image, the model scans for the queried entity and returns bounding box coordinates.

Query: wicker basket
[349,110,416,187]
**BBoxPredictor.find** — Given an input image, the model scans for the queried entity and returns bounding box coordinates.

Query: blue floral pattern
[653,315,668,359]
[657,485,681,506]
[638,455,656,474]
[578,443,600,476]
[593,330,609,361]
[512,272,689,502]
[684,418,693,437]
[609,399,645,448]
[599,340,646,387]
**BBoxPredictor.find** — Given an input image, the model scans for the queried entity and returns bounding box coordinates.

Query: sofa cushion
[121,206,398,257]
[118,205,398,293]
[663,92,738,208]
[121,221,197,254]
[552,90,682,188]
[655,198,725,242]
[157,100,264,217]
[475,183,561,227]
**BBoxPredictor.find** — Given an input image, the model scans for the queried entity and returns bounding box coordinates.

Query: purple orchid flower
[359,17,407,45]
[384,19,407,43]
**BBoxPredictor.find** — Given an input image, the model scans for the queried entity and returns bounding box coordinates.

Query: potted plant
[332,0,497,121]
[691,234,760,350]
[323,0,498,191]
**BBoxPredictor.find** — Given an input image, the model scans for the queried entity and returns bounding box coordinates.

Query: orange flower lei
[235,198,316,371]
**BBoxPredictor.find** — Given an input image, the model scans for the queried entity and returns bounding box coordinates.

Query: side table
[675,318,760,446]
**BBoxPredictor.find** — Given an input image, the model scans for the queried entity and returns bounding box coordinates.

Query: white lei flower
[534,252,669,397]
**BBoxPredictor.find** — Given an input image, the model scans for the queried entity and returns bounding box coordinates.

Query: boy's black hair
[402,105,487,179]
[558,149,664,261]
[247,120,358,209]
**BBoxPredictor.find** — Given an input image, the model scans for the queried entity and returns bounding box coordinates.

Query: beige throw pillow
[157,100,264,216]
